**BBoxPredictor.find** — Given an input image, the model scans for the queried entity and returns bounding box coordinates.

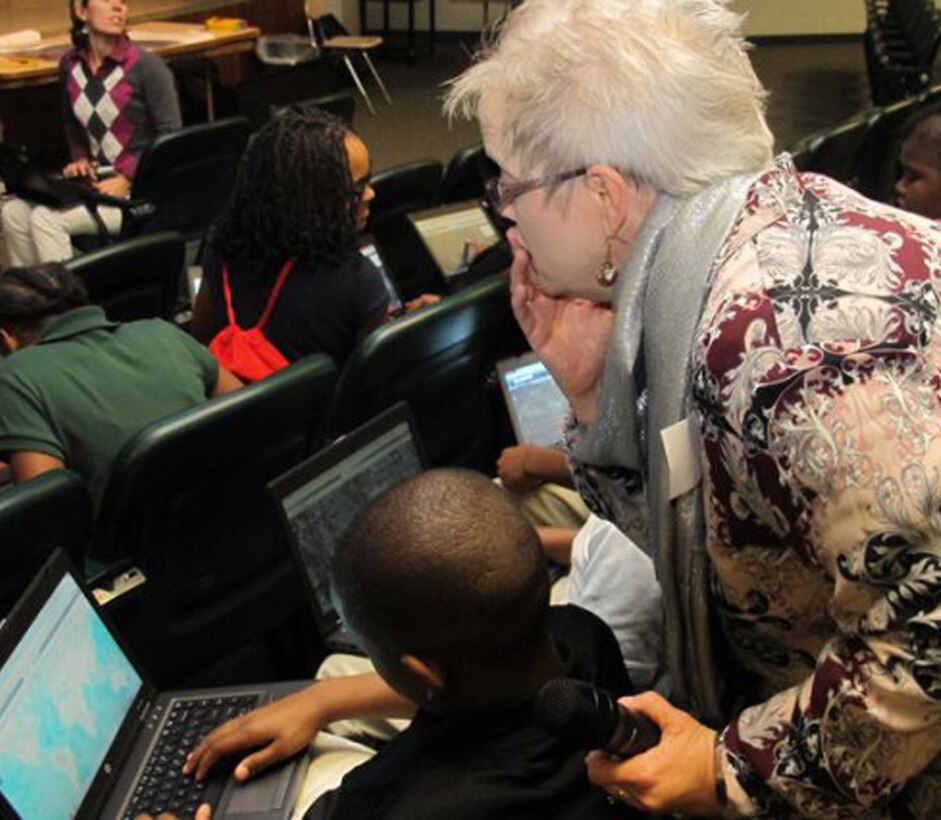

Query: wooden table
[0,22,259,119]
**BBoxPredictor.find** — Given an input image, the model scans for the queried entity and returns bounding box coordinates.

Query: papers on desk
[0,29,41,52]
[128,22,215,45]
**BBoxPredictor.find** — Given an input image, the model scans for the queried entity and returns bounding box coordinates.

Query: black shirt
[305,605,640,820]
[202,242,389,365]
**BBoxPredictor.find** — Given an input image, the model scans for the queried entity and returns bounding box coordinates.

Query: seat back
[366,158,445,298]
[92,354,337,686]
[325,274,529,471]
[131,118,251,242]
[437,143,498,205]
[273,90,356,125]
[788,112,878,185]
[0,470,92,616]
[64,231,184,322]
[854,96,920,201]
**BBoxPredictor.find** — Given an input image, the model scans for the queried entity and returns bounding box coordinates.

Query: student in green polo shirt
[0,263,242,503]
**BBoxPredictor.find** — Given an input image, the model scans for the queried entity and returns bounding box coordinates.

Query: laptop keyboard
[124,694,260,819]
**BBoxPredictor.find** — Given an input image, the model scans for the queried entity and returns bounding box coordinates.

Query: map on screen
[0,574,141,820]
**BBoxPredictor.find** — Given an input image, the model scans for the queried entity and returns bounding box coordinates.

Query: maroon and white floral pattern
[568,156,941,815]
[696,157,941,816]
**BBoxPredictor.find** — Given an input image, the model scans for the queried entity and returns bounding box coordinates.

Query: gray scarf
[573,172,756,721]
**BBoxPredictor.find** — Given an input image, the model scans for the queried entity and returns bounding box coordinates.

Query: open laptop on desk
[0,550,306,820]
[407,200,500,282]
[269,403,427,655]
[496,351,570,447]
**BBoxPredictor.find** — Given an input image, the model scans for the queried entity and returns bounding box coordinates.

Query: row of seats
[788,85,941,203]
[864,0,941,104]
[0,272,529,687]
[70,108,495,302]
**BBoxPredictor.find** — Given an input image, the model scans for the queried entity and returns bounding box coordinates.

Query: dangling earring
[596,236,619,287]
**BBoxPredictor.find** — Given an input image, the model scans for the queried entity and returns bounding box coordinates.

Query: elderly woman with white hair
[447,0,941,816]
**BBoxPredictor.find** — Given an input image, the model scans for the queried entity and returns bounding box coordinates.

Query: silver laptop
[0,551,306,820]
[269,403,427,654]
[407,200,500,280]
[359,235,404,315]
[496,352,569,447]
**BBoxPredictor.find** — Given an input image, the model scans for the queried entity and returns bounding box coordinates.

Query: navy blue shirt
[202,242,389,365]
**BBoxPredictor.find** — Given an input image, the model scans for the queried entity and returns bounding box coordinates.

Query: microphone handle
[608,705,661,758]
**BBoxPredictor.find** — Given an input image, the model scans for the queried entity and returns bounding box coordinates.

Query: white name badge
[660,416,703,500]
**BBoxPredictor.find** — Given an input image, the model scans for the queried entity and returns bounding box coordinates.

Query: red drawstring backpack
[209,260,294,383]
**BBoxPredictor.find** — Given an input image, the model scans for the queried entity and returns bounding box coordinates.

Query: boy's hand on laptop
[135,807,211,820]
[185,685,324,782]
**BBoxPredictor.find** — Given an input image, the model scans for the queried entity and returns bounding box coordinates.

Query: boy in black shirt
[183,469,636,819]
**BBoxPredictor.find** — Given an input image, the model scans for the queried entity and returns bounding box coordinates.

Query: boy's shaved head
[332,469,549,671]
[901,103,941,171]
[897,104,941,219]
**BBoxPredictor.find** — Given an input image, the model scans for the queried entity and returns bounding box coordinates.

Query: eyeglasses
[484,167,587,212]
[352,174,372,200]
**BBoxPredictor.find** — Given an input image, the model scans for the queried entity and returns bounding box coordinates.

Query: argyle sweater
[59,38,181,181]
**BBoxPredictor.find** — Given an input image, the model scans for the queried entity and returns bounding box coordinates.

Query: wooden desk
[0,22,259,91]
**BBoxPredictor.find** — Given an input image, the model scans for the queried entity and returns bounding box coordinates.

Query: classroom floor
[352,37,872,172]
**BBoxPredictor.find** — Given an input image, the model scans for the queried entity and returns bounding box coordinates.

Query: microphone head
[534,678,620,749]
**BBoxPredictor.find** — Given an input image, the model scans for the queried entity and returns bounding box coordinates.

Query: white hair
[444,0,774,197]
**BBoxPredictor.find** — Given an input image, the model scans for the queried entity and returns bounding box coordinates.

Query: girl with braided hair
[192,108,437,366]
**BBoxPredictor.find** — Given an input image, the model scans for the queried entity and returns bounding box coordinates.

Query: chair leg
[342,53,377,115]
[361,52,393,105]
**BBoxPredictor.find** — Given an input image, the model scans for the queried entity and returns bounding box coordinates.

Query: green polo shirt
[0,306,218,503]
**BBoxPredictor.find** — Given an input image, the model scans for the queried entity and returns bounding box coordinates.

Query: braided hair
[0,264,89,332]
[213,108,362,277]
[69,0,90,51]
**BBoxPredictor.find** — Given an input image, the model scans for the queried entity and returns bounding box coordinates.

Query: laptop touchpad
[222,763,295,814]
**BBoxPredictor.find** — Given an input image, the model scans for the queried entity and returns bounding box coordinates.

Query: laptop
[407,200,500,281]
[269,403,427,654]
[0,142,119,209]
[0,550,306,820]
[496,352,570,447]
[359,235,404,316]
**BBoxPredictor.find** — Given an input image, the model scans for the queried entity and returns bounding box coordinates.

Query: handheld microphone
[534,678,661,759]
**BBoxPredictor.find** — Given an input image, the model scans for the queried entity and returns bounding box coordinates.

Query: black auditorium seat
[90,354,337,687]
[437,143,498,205]
[324,273,529,473]
[74,117,251,250]
[366,157,445,298]
[64,231,184,322]
[0,470,93,616]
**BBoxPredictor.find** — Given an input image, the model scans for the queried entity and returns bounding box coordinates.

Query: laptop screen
[279,412,423,622]
[359,240,403,314]
[498,354,570,447]
[0,572,142,820]
[408,201,499,279]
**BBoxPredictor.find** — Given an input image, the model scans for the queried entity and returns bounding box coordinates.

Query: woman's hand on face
[509,245,613,425]
[585,691,721,817]
[62,158,95,179]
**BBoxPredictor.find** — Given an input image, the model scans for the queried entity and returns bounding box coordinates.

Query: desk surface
[0,22,259,89]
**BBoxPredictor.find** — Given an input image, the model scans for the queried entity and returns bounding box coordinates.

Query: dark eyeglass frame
[484,167,588,212]
[352,174,372,200]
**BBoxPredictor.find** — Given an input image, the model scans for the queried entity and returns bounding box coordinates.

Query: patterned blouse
[576,156,941,816]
